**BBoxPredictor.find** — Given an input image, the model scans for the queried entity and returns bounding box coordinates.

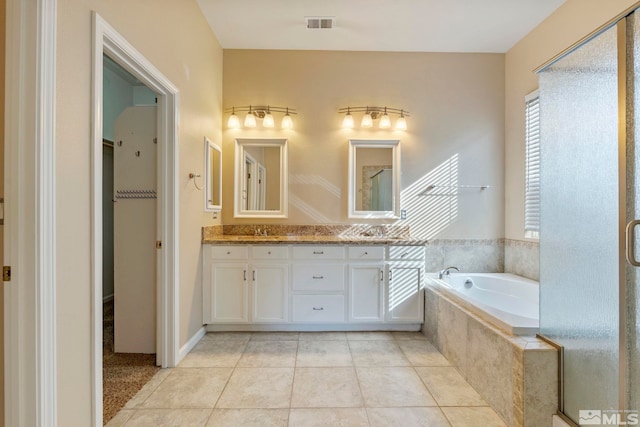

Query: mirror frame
[348,139,401,219]
[204,136,222,212]
[234,138,288,218]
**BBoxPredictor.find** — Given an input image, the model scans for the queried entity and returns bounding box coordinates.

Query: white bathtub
[427,273,539,336]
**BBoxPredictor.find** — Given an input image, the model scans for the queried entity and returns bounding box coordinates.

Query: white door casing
[92,13,180,427]
[5,0,57,425]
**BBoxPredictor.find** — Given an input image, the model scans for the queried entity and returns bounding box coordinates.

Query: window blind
[525,91,540,237]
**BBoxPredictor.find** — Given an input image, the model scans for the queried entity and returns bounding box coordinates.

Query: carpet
[103,299,160,424]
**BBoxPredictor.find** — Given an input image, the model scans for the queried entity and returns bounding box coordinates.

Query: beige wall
[56,1,222,425]
[504,0,638,240]
[223,50,505,239]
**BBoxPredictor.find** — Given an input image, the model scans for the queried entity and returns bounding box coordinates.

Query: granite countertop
[202,235,427,245]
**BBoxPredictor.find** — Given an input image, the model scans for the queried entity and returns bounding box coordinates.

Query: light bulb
[244,112,257,128]
[281,113,293,129]
[343,112,354,128]
[379,113,391,129]
[361,112,373,128]
[263,112,275,128]
[395,115,407,131]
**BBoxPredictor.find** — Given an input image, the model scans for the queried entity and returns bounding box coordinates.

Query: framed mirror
[234,138,288,218]
[348,139,401,219]
[204,137,222,212]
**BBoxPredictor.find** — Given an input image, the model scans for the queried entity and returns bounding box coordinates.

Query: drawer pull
[363,252,368,255]
[227,251,231,255]
[268,251,272,255]
[312,275,324,279]
[389,271,393,281]
[401,252,408,258]
[313,251,324,255]
[312,307,324,311]
[380,271,384,281]
[244,270,247,281]
[253,270,256,281]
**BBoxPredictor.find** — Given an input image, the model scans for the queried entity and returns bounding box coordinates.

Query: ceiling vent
[305,16,335,29]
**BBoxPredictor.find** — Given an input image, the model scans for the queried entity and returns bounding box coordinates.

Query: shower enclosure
[538,6,640,425]
[370,168,392,211]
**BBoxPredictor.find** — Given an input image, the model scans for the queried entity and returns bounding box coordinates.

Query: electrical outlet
[400,209,407,220]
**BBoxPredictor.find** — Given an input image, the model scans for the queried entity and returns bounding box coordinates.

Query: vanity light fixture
[226,105,297,129]
[339,106,409,130]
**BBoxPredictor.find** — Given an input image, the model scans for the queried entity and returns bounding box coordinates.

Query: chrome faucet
[438,266,460,279]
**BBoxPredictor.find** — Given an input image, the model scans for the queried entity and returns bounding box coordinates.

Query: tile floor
[106,331,508,427]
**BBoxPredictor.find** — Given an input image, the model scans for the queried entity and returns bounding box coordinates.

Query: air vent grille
[306,16,335,29]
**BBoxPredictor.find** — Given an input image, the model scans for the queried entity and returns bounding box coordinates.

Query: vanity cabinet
[202,242,424,329]
[386,245,425,322]
[203,262,249,323]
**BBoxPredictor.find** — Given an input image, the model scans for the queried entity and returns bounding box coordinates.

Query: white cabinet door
[386,266,423,322]
[204,263,249,323]
[349,265,384,322]
[252,263,288,323]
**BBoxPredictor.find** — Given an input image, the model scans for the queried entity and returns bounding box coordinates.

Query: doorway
[92,13,180,426]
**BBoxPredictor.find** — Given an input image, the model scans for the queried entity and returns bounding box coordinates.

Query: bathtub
[427,272,539,336]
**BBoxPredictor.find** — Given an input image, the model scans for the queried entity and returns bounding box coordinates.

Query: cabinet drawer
[252,245,289,260]
[388,245,424,260]
[292,245,345,260]
[348,246,385,261]
[292,264,345,291]
[292,295,345,323]
[209,245,249,260]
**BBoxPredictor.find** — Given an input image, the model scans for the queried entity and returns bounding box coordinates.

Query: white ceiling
[197,0,566,53]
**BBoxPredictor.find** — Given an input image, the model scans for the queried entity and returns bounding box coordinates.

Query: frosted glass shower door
[539,24,620,421]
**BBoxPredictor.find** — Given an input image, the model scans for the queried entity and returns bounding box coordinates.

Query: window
[525,90,540,239]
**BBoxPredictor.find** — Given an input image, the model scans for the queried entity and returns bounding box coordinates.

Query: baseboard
[103,293,114,303]
[177,326,206,363]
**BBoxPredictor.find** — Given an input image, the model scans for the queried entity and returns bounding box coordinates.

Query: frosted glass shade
[343,113,354,128]
[281,114,293,129]
[244,112,257,128]
[395,116,407,130]
[361,113,373,128]
[228,113,240,129]
[379,113,391,128]
[263,112,275,128]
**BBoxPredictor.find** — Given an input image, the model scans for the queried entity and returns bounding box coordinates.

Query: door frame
[91,13,180,426]
[5,0,57,425]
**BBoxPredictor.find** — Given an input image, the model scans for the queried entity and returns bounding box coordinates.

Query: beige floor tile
[398,340,451,367]
[105,409,135,427]
[201,332,252,342]
[216,367,294,409]
[442,407,508,427]
[291,367,363,408]
[346,331,394,341]
[416,367,486,406]
[298,332,347,341]
[367,407,452,427]
[141,368,232,409]
[296,340,353,367]
[205,408,288,427]
[125,368,173,408]
[392,331,429,341]
[288,408,369,427]
[179,340,246,368]
[251,332,300,341]
[357,367,437,407]
[349,340,410,367]
[237,340,298,367]
[123,409,212,426]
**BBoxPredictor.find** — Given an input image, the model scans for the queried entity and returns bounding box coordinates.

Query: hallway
[105,331,506,427]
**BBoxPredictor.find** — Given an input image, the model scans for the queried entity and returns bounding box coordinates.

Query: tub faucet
[438,266,460,279]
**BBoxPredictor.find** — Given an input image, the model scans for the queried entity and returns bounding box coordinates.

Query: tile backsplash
[504,239,539,281]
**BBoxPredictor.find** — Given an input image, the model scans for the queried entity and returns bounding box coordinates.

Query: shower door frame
[534,3,640,424]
